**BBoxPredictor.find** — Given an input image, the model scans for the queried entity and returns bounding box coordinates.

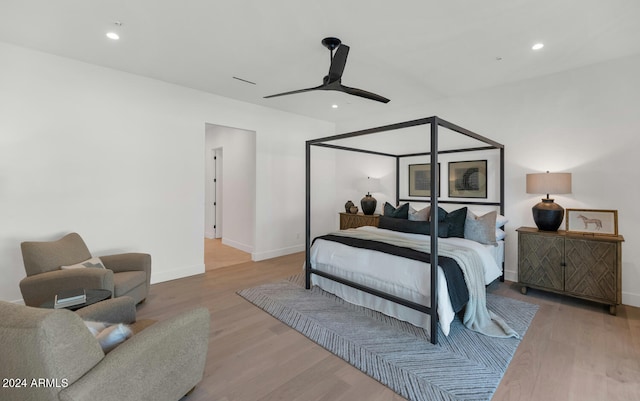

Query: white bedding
[309,226,503,336]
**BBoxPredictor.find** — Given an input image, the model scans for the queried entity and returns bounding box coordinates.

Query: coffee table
[40,289,112,310]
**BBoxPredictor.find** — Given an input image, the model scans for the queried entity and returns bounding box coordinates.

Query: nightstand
[339,213,380,230]
[517,226,624,315]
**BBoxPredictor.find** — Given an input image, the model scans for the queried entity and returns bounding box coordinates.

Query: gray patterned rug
[238,277,538,401]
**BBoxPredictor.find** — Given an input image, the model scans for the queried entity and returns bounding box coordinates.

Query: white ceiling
[1,0,640,123]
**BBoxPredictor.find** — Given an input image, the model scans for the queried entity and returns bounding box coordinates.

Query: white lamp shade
[358,177,381,193]
[526,172,572,195]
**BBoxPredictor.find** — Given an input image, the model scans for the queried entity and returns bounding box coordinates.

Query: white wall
[336,54,640,307]
[334,151,396,217]
[204,124,256,253]
[0,42,334,303]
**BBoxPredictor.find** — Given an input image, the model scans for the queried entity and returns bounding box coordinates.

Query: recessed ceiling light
[532,43,544,50]
[332,104,338,109]
[106,21,122,40]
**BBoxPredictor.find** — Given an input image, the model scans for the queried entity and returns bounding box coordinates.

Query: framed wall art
[448,160,487,198]
[408,163,440,197]
[566,209,618,236]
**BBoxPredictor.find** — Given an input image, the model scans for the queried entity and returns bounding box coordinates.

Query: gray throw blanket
[330,229,518,339]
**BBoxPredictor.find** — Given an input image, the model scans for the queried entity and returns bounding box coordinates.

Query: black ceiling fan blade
[338,84,390,104]
[263,85,325,99]
[265,37,390,104]
[327,44,349,83]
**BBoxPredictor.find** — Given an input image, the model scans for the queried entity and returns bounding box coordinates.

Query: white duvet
[309,226,503,336]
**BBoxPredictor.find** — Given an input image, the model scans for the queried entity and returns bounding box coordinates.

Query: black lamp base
[532,198,564,231]
[360,193,377,215]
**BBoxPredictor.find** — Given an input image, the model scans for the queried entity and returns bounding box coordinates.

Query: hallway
[204,238,252,271]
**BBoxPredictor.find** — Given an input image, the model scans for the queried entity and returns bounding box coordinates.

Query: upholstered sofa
[19,233,151,307]
[0,297,210,401]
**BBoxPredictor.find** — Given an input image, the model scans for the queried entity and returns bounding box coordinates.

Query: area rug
[238,276,538,401]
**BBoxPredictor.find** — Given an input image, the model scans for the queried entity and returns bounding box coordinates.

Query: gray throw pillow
[464,210,498,246]
[408,205,430,221]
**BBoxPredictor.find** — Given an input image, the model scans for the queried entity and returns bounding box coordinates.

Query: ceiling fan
[264,37,390,104]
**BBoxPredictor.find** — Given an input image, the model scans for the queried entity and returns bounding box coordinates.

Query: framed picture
[566,209,618,236]
[408,163,440,197]
[448,160,487,198]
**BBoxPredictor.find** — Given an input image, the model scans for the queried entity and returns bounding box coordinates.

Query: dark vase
[532,198,564,231]
[360,193,377,215]
[344,200,355,213]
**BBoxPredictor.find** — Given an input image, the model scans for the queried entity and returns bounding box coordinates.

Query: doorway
[204,123,256,268]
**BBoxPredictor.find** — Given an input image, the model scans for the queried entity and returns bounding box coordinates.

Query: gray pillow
[464,210,498,245]
[408,205,430,221]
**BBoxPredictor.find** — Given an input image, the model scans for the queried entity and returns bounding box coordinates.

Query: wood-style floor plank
[135,242,639,401]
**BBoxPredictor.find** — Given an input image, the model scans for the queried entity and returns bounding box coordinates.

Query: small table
[339,212,380,230]
[40,289,112,311]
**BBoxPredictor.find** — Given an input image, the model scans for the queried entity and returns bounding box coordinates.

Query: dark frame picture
[448,160,488,198]
[408,163,440,197]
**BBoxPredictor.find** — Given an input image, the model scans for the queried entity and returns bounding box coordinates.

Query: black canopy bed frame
[305,116,505,345]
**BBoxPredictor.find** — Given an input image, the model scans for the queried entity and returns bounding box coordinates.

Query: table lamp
[526,171,572,231]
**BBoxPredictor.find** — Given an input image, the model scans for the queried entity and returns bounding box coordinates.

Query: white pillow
[496,228,506,240]
[96,324,133,353]
[408,205,430,221]
[84,320,132,353]
[61,257,106,270]
[84,320,109,336]
[496,214,509,228]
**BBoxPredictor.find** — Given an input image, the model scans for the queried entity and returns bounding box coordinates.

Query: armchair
[0,299,210,401]
[19,233,151,307]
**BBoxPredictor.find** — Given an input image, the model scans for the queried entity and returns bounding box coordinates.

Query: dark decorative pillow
[383,202,409,219]
[433,206,447,222]
[379,216,450,237]
[437,206,468,238]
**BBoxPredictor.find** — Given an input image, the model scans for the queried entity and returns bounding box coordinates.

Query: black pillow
[379,216,451,237]
[383,202,409,219]
[437,206,467,238]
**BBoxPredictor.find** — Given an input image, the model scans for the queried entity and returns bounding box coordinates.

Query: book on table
[54,288,87,309]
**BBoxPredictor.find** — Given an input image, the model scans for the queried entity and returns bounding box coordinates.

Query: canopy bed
[305,116,507,345]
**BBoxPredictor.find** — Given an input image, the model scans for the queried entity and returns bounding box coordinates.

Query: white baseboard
[205,230,215,239]
[222,238,254,254]
[150,263,205,284]
[622,291,640,308]
[503,269,518,283]
[252,244,304,262]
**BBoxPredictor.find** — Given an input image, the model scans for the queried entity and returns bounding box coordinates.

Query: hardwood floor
[136,245,640,401]
[205,238,252,271]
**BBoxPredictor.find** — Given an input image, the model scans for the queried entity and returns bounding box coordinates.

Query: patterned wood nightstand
[517,226,624,315]
[339,213,380,230]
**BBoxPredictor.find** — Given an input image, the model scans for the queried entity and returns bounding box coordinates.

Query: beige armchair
[19,233,151,307]
[0,298,210,401]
